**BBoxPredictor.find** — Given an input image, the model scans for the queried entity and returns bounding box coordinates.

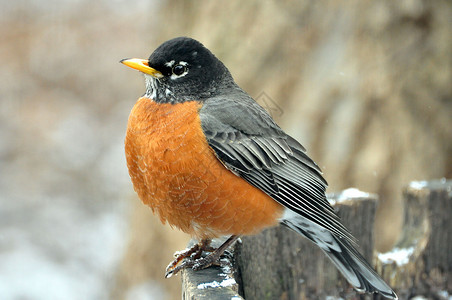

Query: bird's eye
[172,64,187,76]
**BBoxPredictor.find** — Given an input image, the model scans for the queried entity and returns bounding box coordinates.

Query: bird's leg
[192,239,215,259]
[164,235,240,278]
[192,235,240,271]
[165,239,211,278]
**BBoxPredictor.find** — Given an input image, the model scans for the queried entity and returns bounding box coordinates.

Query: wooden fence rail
[181,179,452,300]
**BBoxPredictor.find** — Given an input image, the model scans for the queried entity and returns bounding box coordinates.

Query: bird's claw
[165,236,238,278]
[165,258,195,278]
[192,255,220,270]
[165,254,221,278]
[165,239,212,278]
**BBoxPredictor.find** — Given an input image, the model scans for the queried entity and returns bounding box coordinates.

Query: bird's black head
[121,37,234,103]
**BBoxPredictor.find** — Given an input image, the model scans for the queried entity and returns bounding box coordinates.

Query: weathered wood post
[237,188,378,299]
[182,237,243,300]
[376,179,452,299]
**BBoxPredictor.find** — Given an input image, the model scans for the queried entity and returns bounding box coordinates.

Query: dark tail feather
[281,215,397,299]
[323,236,397,299]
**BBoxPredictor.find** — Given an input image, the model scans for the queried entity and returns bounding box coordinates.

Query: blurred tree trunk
[115,0,452,298]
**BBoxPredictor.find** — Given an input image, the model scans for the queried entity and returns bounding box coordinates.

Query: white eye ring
[169,62,189,79]
[172,64,186,76]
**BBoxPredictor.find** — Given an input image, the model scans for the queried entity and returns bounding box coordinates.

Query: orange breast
[125,97,283,239]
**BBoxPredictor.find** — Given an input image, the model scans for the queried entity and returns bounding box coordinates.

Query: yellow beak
[120,58,163,78]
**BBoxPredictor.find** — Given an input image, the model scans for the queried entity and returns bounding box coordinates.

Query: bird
[120,37,397,299]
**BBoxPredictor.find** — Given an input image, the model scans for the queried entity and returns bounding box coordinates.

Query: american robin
[120,37,397,299]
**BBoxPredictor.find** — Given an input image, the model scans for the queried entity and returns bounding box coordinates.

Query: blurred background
[0,0,451,299]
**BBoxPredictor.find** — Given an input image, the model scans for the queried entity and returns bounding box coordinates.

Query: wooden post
[181,238,244,300]
[376,179,452,299]
[237,188,378,299]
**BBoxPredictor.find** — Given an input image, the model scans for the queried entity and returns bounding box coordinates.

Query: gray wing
[199,93,356,242]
